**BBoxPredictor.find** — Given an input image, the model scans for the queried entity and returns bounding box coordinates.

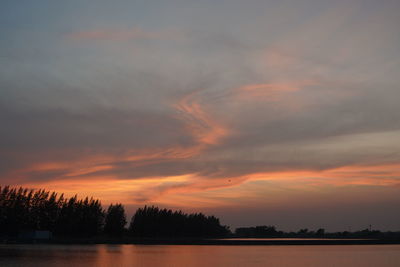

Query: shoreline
[3,238,400,246]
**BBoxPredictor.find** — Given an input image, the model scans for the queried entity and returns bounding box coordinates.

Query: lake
[0,244,399,267]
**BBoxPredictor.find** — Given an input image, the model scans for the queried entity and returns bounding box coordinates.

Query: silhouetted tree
[316,228,325,236]
[129,206,230,238]
[235,225,280,238]
[2,186,399,240]
[0,186,104,237]
[298,228,309,236]
[55,196,104,237]
[104,203,127,236]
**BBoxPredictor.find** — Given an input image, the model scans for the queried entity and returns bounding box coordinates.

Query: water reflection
[0,244,399,267]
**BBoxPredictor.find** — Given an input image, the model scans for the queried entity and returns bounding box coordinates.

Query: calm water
[0,244,399,267]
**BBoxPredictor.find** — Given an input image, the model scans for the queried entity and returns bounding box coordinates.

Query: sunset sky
[1,0,400,231]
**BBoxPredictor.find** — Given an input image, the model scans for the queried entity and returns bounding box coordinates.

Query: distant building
[18,231,52,240]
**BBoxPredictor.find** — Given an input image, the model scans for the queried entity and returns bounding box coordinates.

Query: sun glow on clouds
[6,81,400,209]
[235,80,316,100]
[17,161,400,209]
[175,89,229,146]
[10,89,233,204]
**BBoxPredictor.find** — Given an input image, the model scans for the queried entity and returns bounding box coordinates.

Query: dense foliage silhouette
[104,203,127,236]
[0,186,104,237]
[129,206,230,238]
[1,186,399,240]
[235,226,281,238]
[0,186,229,239]
[234,226,400,239]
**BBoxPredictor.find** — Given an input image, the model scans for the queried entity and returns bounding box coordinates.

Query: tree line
[2,186,398,240]
[0,186,229,238]
[234,226,400,239]
[130,206,229,237]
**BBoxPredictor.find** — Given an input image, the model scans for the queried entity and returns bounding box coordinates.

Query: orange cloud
[6,81,397,210]
[238,83,298,98]
[13,162,400,209]
[234,80,316,101]
[141,163,400,207]
[5,89,231,202]
[19,171,248,207]
[242,164,400,188]
[144,163,400,207]
[174,89,229,146]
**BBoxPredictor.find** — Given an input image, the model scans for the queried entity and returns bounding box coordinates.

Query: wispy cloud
[174,89,229,146]
[234,80,316,101]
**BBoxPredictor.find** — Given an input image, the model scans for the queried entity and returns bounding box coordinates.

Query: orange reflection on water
[3,244,399,267]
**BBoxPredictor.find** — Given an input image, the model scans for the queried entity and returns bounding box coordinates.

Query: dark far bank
[1,186,399,245]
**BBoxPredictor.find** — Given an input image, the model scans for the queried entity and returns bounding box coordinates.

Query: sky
[1,0,400,231]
